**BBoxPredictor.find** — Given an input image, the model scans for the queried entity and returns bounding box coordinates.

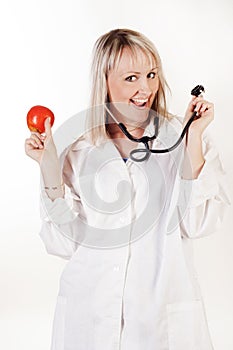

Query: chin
[128,104,151,124]
[110,102,151,125]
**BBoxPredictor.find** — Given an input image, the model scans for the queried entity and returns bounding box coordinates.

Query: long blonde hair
[86,28,171,145]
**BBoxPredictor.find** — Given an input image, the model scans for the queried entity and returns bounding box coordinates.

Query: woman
[25,28,229,350]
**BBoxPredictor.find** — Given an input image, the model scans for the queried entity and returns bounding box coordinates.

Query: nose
[137,77,152,95]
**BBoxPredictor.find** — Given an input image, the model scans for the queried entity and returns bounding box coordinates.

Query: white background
[0,0,233,349]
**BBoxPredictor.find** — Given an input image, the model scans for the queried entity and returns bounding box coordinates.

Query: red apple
[27,105,55,133]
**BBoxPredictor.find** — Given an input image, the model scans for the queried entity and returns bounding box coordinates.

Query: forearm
[182,130,205,180]
[40,158,65,200]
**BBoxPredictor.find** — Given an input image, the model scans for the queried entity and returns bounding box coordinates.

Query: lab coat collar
[70,116,158,151]
[69,114,182,153]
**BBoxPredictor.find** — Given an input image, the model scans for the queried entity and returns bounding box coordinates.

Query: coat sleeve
[39,194,80,260]
[39,149,82,260]
[176,131,231,239]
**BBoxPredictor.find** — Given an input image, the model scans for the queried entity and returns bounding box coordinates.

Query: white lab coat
[39,116,230,350]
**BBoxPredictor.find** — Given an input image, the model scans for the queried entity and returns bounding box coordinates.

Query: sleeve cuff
[40,185,77,225]
[178,163,219,208]
[177,132,224,208]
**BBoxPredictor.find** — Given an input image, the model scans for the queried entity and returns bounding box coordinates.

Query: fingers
[194,101,213,114]
[26,132,45,149]
[187,95,203,111]
[191,96,213,115]
[44,117,52,137]
[26,118,53,151]
[25,120,56,163]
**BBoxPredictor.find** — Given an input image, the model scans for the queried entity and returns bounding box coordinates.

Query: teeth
[131,99,148,103]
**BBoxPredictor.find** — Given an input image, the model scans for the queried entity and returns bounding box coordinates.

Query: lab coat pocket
[166,300,213,350]
[51,296,67,350]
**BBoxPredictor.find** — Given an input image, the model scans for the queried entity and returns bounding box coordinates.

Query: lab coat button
[113,266,120,272]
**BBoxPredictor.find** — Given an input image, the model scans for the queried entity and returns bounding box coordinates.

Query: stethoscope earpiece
[191,85,205,97]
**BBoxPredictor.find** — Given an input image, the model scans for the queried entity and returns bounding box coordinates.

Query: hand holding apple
[25,106,57,165]
[25,106,64,200]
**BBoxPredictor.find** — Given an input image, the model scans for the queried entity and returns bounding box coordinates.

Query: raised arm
[25,117,64,200]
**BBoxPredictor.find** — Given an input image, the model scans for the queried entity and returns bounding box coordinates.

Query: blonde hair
[86,28,171,145]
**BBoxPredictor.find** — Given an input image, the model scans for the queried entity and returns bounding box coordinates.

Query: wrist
[185,129,203,148]
[43,182,65,200]
[188,126,203,137]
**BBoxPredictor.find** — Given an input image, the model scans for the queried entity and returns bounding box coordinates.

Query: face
[107,47,159,126]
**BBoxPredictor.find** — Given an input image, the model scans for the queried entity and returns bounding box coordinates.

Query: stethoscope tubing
[129,111,197,161]
[104,85,204,162]
[105,105,197,162]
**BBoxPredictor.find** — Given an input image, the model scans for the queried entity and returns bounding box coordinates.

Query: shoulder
[167,113,183,129]
[157,114,184,141]
[69,137,93,152]
[165,114,220,164]
[59,135,94,174]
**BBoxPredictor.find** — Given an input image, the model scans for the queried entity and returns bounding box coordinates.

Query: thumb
[44,117,52,137]
[186,97,196,114]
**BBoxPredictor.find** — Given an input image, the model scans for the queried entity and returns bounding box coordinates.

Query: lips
[130,98,149,108]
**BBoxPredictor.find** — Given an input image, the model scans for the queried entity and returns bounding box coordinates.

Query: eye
[125,75,137,82]
[147,72,157,79]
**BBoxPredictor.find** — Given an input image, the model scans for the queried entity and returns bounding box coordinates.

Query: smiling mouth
[130,98,148,108]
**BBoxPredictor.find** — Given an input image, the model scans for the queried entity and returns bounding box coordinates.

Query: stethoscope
[105,85,205,162]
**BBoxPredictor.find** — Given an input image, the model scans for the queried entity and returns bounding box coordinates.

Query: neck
[107,121,146,140]
[105,104,149,139]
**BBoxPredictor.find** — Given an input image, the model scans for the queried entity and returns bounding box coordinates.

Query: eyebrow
[120,67,158,76]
